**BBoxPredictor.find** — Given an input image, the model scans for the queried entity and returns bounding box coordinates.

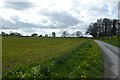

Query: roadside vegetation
[99,36,120,48]
[2,37,103,78]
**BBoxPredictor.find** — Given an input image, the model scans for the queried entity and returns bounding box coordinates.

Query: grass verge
[99,36,120,48]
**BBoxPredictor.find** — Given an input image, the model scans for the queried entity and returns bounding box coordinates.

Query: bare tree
[62,31,67,37]
[112,19,117,35]
[76,31,82,37]
[86,18,119,38]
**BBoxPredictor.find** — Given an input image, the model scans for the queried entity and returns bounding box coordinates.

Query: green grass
[2,37,103,78]
[0,36,2,79]
[2,37,86,76]
[99,36,120,48]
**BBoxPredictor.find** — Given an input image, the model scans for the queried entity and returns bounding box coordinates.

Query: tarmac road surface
[95,40,120,78]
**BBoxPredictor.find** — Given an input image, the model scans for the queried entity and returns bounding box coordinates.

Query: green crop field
[2,37,103,78]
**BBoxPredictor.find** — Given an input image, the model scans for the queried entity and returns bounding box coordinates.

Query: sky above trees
[0,0,119,36]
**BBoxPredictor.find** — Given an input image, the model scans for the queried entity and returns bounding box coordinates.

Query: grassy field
[99,36,120,48]
[2,37,103,78]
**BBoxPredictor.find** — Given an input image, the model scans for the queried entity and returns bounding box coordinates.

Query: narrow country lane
[95,40,120,78]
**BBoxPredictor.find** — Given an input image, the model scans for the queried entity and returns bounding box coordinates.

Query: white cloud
[0,0,119,36]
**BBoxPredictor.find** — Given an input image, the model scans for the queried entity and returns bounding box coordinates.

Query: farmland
[2,37,103,78]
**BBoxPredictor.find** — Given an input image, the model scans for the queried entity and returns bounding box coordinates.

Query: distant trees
[1,32,8,36]
[86,18,120,38]
[45,34,48,37]
[31,33,38,37]
[9,32,22,36]
[52,32,56,37]
[1,30,84,38]
[76,31,82,37]
[61,31,83,37]
[1,32,54,37]
[39,35,42,37]
[62,31,68,37]
[1,32,22,36]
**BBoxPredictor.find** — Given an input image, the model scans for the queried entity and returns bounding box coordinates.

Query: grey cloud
[1,17,35,32]
[88,2,118,19]
[1,18,17,29]
[10,15,20,22]
[41,11,80,28]
[1,16,63,33]
[4,2,34,10]
[90,5,109,13]
[88,5,109,17]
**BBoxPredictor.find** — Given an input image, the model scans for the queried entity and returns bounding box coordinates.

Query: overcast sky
[0,0,119,36]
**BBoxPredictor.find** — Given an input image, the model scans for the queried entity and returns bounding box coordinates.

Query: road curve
[95,40,120,78]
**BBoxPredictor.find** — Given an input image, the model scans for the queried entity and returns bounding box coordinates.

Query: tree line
[0,31,83,37]
[86,18,120,38]
[0,32,56,37]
